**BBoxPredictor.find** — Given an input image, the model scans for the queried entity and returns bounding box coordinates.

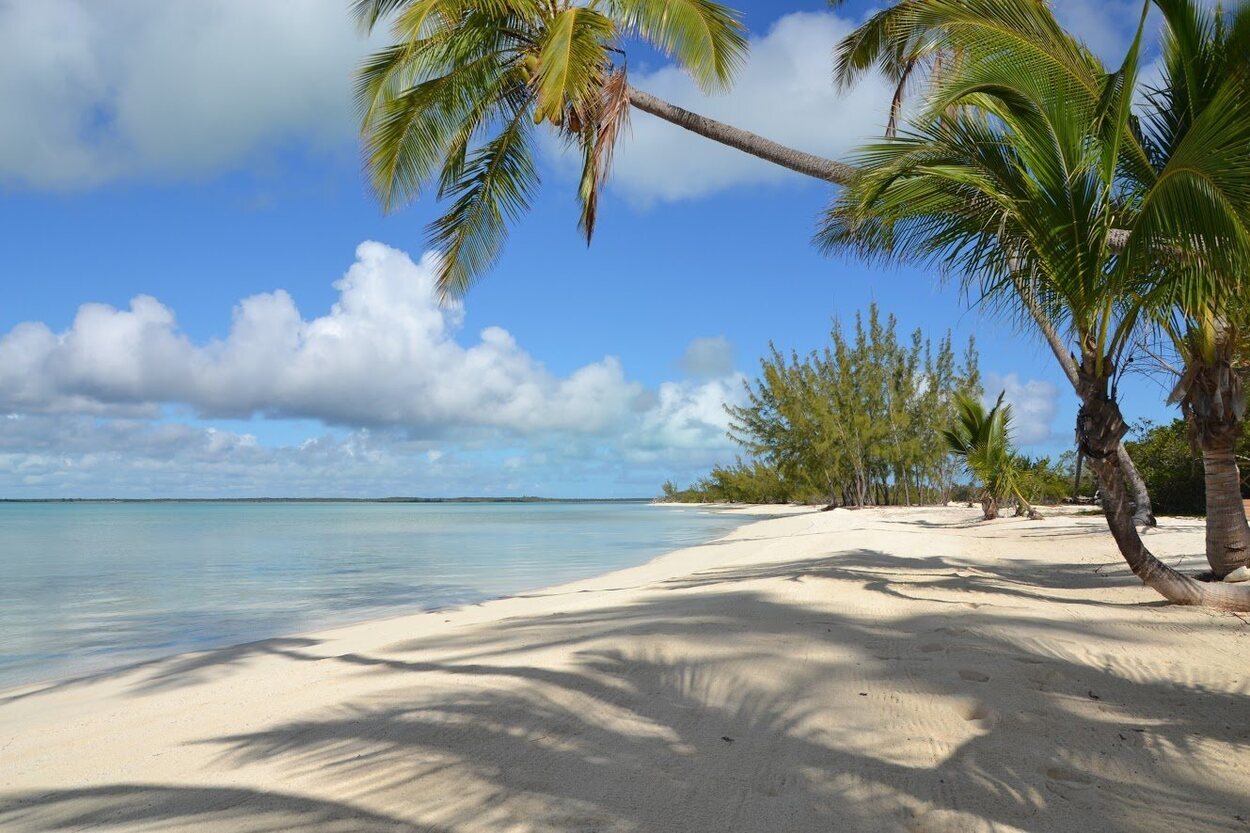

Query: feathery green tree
[723,304,979,507]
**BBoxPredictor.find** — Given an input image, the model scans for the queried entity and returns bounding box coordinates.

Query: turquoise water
[0,502,752,690]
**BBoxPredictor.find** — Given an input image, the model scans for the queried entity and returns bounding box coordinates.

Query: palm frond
[427,99,539,298]
[607,0,747,91]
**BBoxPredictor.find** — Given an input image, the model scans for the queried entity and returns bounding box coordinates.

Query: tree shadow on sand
[3,527,1246,832]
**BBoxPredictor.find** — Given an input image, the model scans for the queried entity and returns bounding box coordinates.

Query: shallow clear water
[0,501,752,689]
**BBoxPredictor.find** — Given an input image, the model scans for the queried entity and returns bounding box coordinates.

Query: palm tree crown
[942,391,1020,519]
[353,0,748,298]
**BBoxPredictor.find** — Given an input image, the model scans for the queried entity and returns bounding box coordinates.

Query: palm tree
[820,0,1250,608]
[1118,0,1250,577]
[943,392,1026,520]
[829,0,1160,528]
[353,0,854,299]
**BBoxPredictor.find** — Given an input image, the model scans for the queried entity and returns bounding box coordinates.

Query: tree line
[664,304,981,506]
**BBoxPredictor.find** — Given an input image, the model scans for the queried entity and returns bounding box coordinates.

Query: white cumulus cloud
[0,241,746,495]
[607,11,892,202]
[984,372,1061,446]
[0,242,649,434]
[0,0,368,189]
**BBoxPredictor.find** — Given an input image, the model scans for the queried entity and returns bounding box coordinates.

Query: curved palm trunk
[1076,361,1250,609]
[626,87,1139,252]
[625,86,857,185]
[1182,357,1250,577]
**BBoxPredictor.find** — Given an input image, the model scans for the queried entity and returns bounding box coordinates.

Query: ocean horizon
[0,501,754,691]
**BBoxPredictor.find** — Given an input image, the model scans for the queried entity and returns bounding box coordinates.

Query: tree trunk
[1012,272,1156,525]
[1116,444,1157,527]
[1076,360,1250,609]
[1181,355,1250,577]
[625,87,1137,251]
[1200,437,1250,576]
[981,493,998,520]
[626,86,857,185]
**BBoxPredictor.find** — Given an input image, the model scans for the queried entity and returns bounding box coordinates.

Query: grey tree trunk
[1076,360,1250,609]
[1200,436,1250,577]
[626,87,1138,249]
[981,493,999,520]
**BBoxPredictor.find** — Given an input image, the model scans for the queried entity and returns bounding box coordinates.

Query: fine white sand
[2,505,1248,832]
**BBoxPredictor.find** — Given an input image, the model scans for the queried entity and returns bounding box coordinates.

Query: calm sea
[0,501,753,690]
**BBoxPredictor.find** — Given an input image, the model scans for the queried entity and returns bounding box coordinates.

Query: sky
[0,0,1178,498]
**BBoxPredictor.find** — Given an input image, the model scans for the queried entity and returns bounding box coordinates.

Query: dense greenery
[1122,419,1250,516]
[943,392,1029,519]
[664,305,984,506]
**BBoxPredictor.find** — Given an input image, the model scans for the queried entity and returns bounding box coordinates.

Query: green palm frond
[608,0,747,91]
[357,0,749,297]
[943,391,1019,499]
[428,98,539,299]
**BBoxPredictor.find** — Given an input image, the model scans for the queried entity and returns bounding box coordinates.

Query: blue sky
[0,0,1176,497]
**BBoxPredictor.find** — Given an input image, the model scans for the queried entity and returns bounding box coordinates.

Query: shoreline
[0,504,805,700]
[3,505,1245,833]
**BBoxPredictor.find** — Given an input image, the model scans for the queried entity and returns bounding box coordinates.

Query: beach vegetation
[823,0,1250,605]
[942,392,1033,520]
[666,303,981,507]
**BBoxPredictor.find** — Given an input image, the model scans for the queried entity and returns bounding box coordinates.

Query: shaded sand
[2,505,1249,832]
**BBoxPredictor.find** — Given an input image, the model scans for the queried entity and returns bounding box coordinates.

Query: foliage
[662,460,803,504]
[662,304,981,505]
[1121,418,1250,515]
[1124,419,1206,515]
[1025,452,1093,504]
[942,392,1022,516]
[354,0,748,297]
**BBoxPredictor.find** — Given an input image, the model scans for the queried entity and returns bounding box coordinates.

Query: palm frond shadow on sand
[3,537,1246,832]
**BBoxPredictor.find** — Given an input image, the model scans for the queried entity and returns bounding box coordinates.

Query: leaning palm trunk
[625,87,857,185]
[1077,360,1250,609]
[1178,357,1250,577]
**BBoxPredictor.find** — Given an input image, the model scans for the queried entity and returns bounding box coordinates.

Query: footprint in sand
[961,704,996,724]
[958,669,990,683]
[1045,766,1093,785]
[1044,766,1096,806]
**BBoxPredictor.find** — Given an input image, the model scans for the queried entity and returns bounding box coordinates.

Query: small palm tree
[942,392,1026,520]
[352,0,853,298]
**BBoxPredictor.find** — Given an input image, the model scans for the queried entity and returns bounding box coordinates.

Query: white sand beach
[2,505,1247,832]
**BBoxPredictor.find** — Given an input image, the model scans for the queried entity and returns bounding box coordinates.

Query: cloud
[0,242,645,434]
[984,372,1061,446]
[0,241,744,495]
[0,0,368,189]
[678,336,735,379]
[0,3,1162,196]
[606,11,893,202]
